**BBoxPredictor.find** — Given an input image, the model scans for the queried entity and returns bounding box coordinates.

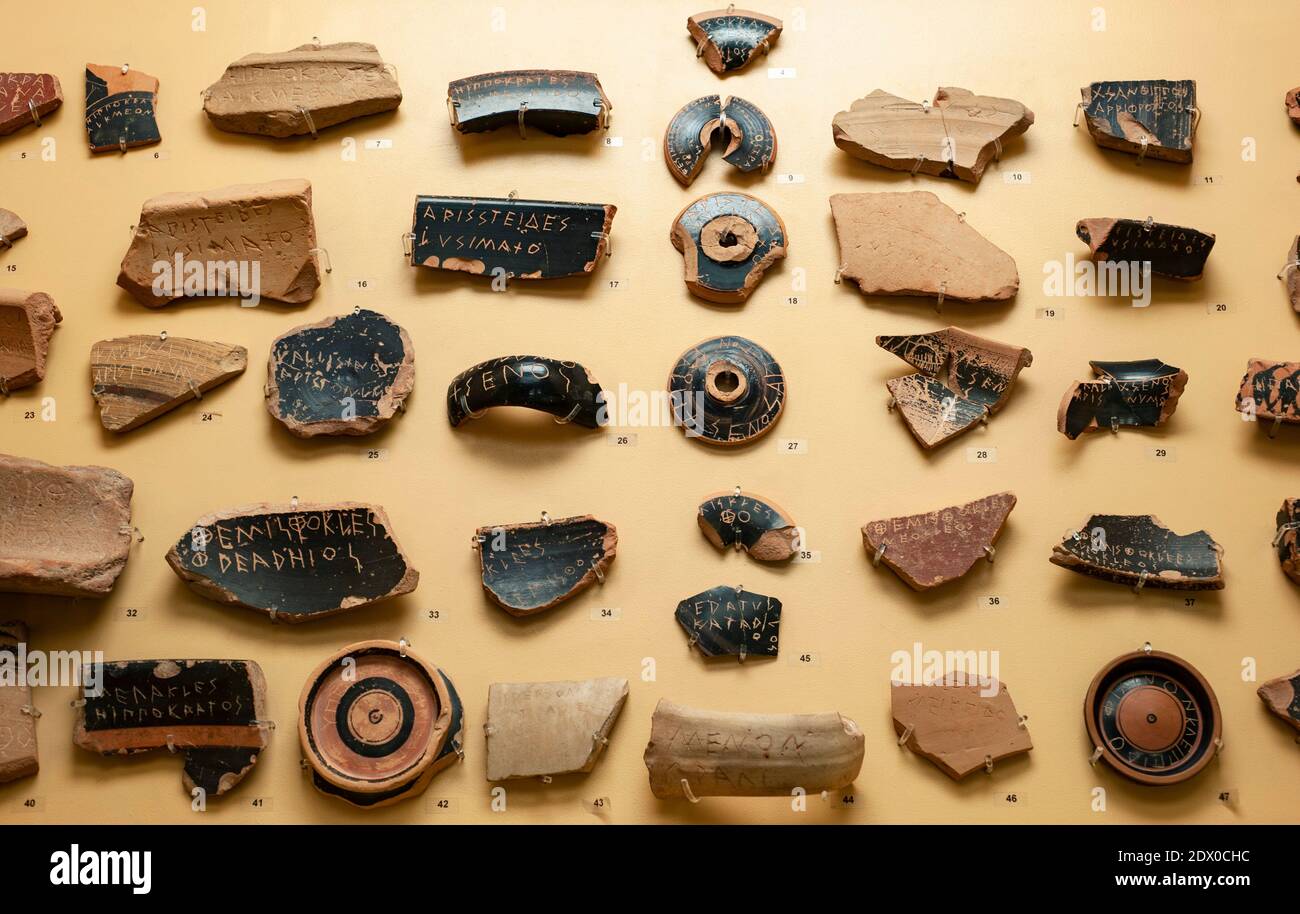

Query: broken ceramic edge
[118,178,321,307]
[0,620,39,784]
[1281,236,1300,312]
[299,640,463,808]
[91,335,247,432]
[1085,648,1221,786]
[410,195,615,280]
[1057,359,1188,440]
[644,699,863,799]
[664,95,776,186]
[448,70,610,136]
[0,208,27,250]
[0,289,61,392]
[446,354,604,429]
[670,191,785,303]
[1288,88,1300,127]
[1257,668,1300,734]
[74,659,268,797]
[863,492,1015,591]
[1051,514,1224,591]
[85,63,160,153]
[675,584,781,660]
[891,678,1031,779]
[687,8,782,74]
[266,309,413,438]
[1235,359,1300,427]
[202,42,401,138]
[830,192,1018,302]
[668,335,786,445]
[831,87,1033,184]
[697,489,798,561]
[1274,499,1300,585]
[485,676,628,780]
[476,515,616,617]
[1076,218,1214,281]
[0,73,63,137]
[0,454,133,598]
[165,502,419,621]
[1079,80,1196,163]
[876,326,1031,449]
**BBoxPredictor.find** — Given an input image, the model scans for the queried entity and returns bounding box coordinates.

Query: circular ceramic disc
[668,335,786,445]
[670,193,786,303]
[1084,649,1221,786]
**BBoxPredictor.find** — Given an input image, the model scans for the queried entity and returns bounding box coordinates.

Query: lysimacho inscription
[664,95,776,186]
[411,195,615,280]
[91,335,247,432]
[675,584,781,660]
[0,73,63,137]
[446,355,604,428]
[668,335,786,445]
[1058,359,1188,439]
[1076,218,1215,280]
[84,64,160,153]
[687,9,783,74]
[448,70,611,136]
[74,659,269,797]
[166,503,419,621]
[1051,514,1224,591]
[697,489,799,561]
[476,515,617,617]
[0,621,39,784]
[1080,79,1196,163]
[670,192,786,303]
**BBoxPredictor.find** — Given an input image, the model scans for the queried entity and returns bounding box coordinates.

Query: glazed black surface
[665,95,721,182]
[669,335,785,443]
[698,492,794,552]
[411,195,611,279]
[674,584,781,658]
[272,310,406,426]
[1057,514,1223,590]
[877,330,1016,414]
[665,95,774,183]
[674,193,784,298]
[84,68,160,150]
[694,13,780,71]
[449,70,607,136]
[446,355,604,428]
[1062,359,1183,439]
[171,508,411,617]
[1238,362,1300,420]
[1078,219,1214,279]
[478,516,612,612]
[720,96,775,172]
[1083,79,1195,155]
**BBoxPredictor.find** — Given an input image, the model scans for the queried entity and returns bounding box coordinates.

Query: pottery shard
[1288,89,1300,127]
[0,208,26,248]
[1283,237,1300,312]
[485,677,628,781]
[117,178,320,307]
[1080,80,1195,163]
[84,64,160,153]
[644,699,864,798]
[0,454,133,597]
[697,490,798,561]
[1235,359,1300,425]
[477,515,617,616]
[1076,217,1215,281]
[1257,669,1300,733]
[91,336,247,432]
[863,492,1016,591]
[892,679,1032,780]
[0,621,38,784]
[203,42,401,138]
[0,289,60,392]
[1274,499,1300,584]
[1050,514,1224,591]
[831,192,1018,302]
[832,88,1033,184]
[1057,359,1188,439]
[687,9,782,75]
[0,73,63,137]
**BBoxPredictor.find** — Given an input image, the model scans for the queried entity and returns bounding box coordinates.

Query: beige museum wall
[2,0,1299,825]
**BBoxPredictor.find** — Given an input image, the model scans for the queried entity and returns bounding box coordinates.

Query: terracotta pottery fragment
[74,659,268,797]
[0,209,27,250]
[1281,237,1300,312]
[1051,514,1224,591]
[687,9,782,74]
[892,679,1032,779]
[266,310,412,437]
[1235,359,1300,427]
[299,640,463,808]
[0,289,60,393]
[448,70,610,136]
[877,326,1031,449]
[1288,88,1300,127]
[0,621,39,784]
[1079,80,1196,163]
[668,335,786,445]
[477,515,615,617]
[831,88,1033,183]
[675,584,781,660]
[697,489,798,561]
[485,677,628,780]
[166,502,418,622]
[91,335,247,432]
[0,454,133,598]
[1274,499,1300,584]
[0,73,62,137]
[1076,218,1214,281]
[644,699,864,798]
[670,192,785,303]
[411,195,614,280]
[1085,648,1221,785]
[1058,359,1188,439]
[118,178,320,307]
[84,63,160,153]
[863,492,1015,591]
[446,355,604,428]
[203,42,402,138]
[832,192,1018,302]
[1257,669,1300,733]
[664,95,776,185]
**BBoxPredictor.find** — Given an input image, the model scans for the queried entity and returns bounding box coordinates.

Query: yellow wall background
[2,0,1299,824]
